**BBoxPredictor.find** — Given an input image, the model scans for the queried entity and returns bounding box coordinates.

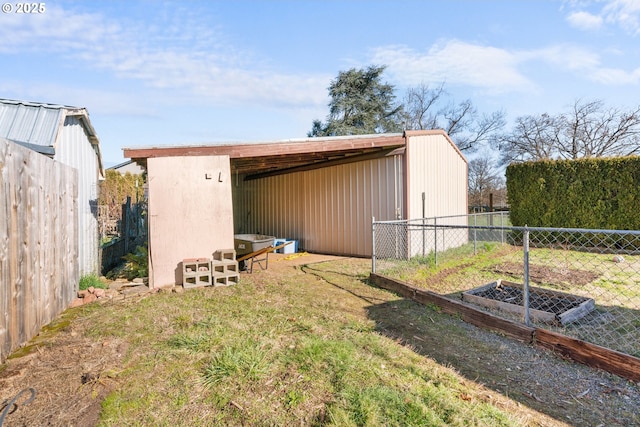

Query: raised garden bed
[462,280,595,325]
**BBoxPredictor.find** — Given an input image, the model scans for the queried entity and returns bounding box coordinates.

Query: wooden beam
[369,273,534,343]
[123,134,405,160]
[535,328,640,382]
[244,147,404,181]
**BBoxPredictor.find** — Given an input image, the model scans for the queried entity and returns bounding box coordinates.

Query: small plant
[121,245,148,280]
[79,274,107,291]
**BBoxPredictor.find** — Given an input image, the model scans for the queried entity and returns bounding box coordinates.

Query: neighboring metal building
[0,98,105,275]
[107,159,145,175]
[125,130,467,288]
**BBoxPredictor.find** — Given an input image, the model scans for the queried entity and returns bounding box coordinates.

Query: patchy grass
[75,261,542,426]
[4,256,639,425]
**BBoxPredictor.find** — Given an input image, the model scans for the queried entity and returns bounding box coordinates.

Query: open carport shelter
[123,130,468,289]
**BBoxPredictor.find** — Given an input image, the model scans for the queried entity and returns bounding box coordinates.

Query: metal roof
[123,130,465,180]
[124,133,408,179]
[0,99,67,148]
[0,98,104,173]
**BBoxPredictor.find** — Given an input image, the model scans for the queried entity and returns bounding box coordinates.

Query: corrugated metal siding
[406,133,468,254]
[0,102,62,147]
[406,133,467,220]
[233,156,402,257]
[56,116,100,275]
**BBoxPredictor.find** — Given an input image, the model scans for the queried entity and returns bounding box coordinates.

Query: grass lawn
[77,258,550,426]
[4,255,637,426]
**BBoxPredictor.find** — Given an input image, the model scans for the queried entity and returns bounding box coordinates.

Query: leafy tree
[309,65,403,136]
[401,82,506,152]
[499,99,640,164]
[99,170,145,214]
[98,170,145,238]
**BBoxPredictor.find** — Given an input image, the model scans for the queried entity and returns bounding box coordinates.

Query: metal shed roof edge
[0,98,105,178]
[123,130,467,177]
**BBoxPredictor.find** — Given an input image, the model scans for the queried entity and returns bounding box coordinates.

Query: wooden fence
[0,139,78,363]
[100,196,147,274]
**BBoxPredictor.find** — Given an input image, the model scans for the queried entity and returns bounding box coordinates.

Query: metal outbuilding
[124,129,468,288]
[0,98,105,275]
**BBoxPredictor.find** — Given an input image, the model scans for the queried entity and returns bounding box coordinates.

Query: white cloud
[564,0,640,35]
[566,11,603,30]
[371,39,639,97]
[370,40,535,94]
[589,66,640,84]
[602,0,640,35]
[0,3,329,109]
[525,44,601,71]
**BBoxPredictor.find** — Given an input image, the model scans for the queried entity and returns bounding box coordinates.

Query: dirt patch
[425,263,473,290]
[468,282,590,315]
[490,262,600,287]
[0,322,127,426]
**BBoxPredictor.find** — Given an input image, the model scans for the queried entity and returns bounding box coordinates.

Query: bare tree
[468,156,504,208]
[402,82,506,152]
[500,99,640,163]
[401,82,445,130]
[560,99,640,159]
[499,114,561,163]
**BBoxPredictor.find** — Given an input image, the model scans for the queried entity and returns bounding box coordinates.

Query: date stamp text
[2,2,46,14]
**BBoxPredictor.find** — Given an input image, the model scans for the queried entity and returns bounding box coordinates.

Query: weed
[79,273,107,291]
[285,390,303,408]
[202,342,270,388]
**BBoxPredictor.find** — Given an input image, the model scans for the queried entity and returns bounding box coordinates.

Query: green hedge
[506,156,640,230]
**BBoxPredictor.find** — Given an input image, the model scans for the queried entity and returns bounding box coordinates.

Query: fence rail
[372,212,640,359]
[0,140,78,362]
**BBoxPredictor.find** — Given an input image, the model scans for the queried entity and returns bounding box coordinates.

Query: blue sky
[1,0,639,167]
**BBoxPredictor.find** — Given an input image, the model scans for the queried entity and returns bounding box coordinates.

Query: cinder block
[212,258,238,273]
[213,272,240,286]
[221,259,238,272]
[183,258,210,275]
[183,273,211,289]
[213,249,236,261]
[211,261,226,274]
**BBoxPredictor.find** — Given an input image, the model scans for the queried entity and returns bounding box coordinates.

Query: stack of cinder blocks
[211,249,240,286]
[182,251,240,289]
[182,258,212,289]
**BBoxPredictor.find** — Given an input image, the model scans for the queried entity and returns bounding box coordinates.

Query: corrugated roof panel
[0,99,65,147]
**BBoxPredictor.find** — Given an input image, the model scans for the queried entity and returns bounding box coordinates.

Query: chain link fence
[372,212,640,358]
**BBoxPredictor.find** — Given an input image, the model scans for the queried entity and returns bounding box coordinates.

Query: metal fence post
[422,192,426,257]
[434,217,438,266]
[523,226,531,326]
[372,216,376,273]
[473,213,477,255]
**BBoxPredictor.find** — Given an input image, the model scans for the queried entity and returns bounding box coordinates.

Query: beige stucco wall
[147,156,234,288]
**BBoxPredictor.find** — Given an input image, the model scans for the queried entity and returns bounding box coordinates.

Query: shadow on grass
[299,263,389,306]
[296,259,639,425]
[365,297,639,426]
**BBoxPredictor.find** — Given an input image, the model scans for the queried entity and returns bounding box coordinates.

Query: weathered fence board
[0,139,78,363]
